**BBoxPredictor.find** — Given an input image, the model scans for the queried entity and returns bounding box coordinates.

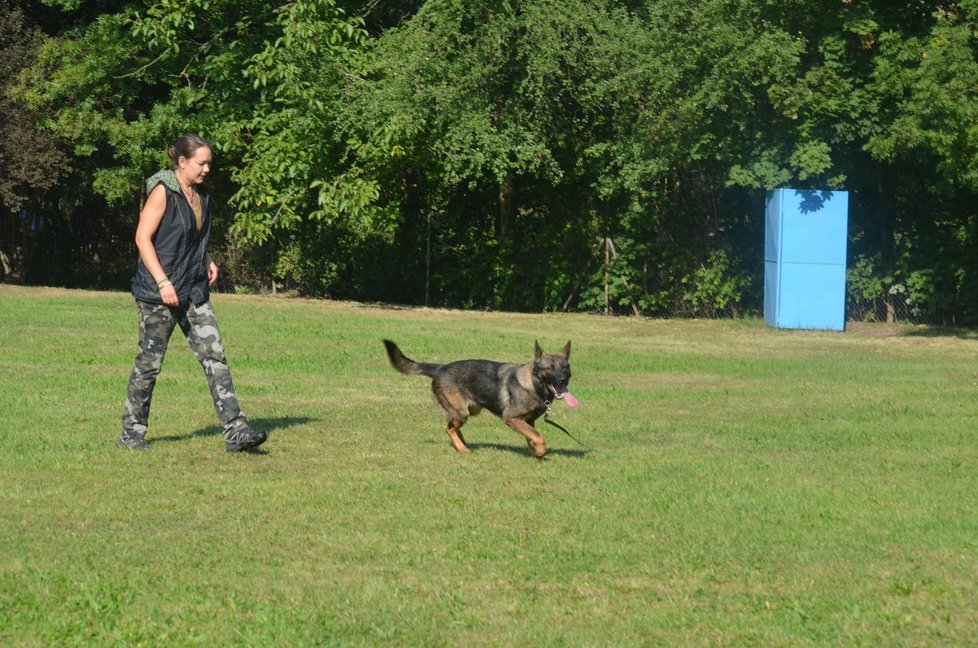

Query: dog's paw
[526,438,547,459]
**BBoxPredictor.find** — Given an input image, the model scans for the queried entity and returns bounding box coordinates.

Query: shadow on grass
[467,442,589,459]
[901,327,978,341]
[154,416,319,453]
[846,321,978,340]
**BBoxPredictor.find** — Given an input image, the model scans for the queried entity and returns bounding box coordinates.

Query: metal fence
[213,267,923,325]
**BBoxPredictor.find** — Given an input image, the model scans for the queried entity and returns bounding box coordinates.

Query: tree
[335,0,634,308]
[11,0,978,323]
[0,1,97,284]
[15,0,369,292]
[767,1,978,323]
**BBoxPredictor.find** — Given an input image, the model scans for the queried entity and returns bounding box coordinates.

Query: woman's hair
[167,133,211,168]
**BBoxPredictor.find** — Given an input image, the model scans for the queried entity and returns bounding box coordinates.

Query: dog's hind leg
[504,417,547,459]
[446,417,471,453]
[433,385,472,453]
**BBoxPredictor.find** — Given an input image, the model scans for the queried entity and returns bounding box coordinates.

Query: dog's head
[533,340,573,403]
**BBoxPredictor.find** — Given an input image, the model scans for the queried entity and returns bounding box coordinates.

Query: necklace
[179,182,197,206]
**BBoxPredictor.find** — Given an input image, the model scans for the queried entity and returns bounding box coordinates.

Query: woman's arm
[135,184,179,306]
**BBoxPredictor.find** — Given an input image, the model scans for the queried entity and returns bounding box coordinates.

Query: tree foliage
[6,0,978,323]
[0,0,114,285]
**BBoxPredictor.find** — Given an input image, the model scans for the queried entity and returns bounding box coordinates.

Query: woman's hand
[208,260,219,286]
[160,282,179,307]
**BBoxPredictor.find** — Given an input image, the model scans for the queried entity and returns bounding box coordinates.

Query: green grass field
[1,284,977,646]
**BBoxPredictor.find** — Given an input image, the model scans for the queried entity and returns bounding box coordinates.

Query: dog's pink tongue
[562,390,579,408]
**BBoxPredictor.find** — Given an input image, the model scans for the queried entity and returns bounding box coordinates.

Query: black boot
[225,427,267,452]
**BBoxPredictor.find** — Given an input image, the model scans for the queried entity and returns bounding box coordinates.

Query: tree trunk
[499,176,514,241]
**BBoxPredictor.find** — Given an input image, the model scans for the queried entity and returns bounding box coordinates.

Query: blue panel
[763,188,849,331]
[764,260,779,327]
[764,191,781,263]
[779,190,848,265]
[776,263,846,331]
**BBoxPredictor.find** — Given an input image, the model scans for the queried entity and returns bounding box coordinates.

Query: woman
[118,133,266,452]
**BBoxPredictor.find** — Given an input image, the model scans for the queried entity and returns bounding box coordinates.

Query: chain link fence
[2,237,916,323]
[845,287,922,325]
[212,265,923,326]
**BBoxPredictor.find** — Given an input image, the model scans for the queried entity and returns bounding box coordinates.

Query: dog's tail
[383,340,441,377]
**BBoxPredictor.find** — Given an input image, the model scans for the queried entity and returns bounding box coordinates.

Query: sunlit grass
[1,285,977,646]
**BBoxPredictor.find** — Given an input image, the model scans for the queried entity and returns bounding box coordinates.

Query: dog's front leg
[504,418,547,459]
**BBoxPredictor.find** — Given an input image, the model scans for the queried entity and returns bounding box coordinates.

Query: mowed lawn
[1,284,976,646]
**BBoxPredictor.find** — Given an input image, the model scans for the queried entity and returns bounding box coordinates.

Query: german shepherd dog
[383,340,577,458]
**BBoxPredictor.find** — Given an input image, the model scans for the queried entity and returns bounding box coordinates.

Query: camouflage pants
[121,300,249,440]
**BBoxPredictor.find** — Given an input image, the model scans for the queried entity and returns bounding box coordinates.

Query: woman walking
[118,133,266,452]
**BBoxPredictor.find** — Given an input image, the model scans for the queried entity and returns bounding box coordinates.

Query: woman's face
[179,146,212,185]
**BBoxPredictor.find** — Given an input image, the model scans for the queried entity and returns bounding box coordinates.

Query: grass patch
[1,285,977,645]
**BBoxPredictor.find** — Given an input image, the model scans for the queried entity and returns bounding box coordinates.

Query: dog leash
[543,402,614,456]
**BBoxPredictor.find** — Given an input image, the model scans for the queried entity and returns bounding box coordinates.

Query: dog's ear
[534,340,544,360]
[561,340,571,358]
